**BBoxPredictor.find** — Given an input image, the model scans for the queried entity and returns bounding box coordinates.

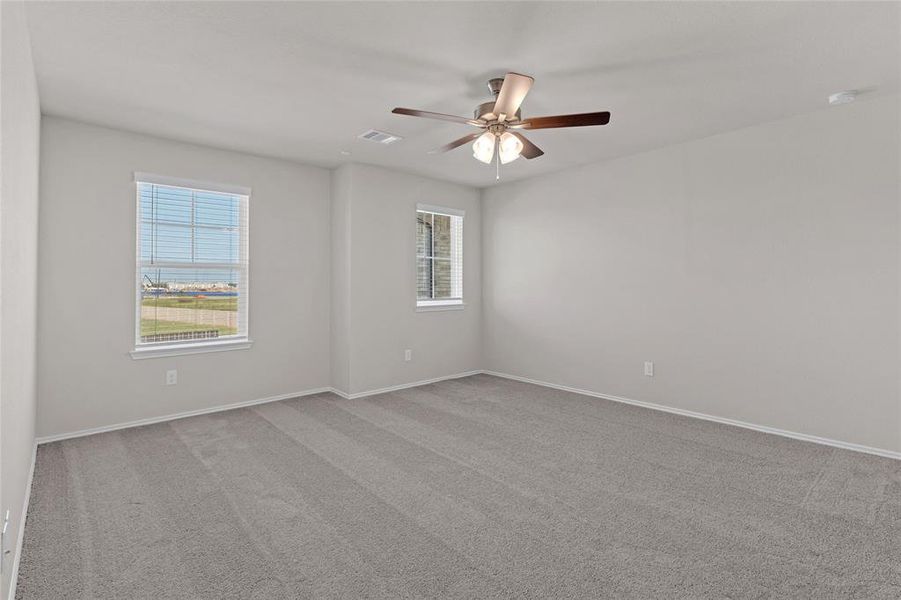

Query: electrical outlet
[644,361,654,377]
[404,349,412,362]
[166,370,178,385]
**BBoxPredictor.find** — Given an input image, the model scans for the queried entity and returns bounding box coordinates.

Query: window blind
[416,205,463,305]
[135,178,249,347]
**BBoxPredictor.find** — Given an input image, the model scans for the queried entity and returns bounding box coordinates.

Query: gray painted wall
[37,117,332,438]
[0,2,41,596]
[36,123,483,436]
[331,164,482,395]
[482,94,901,453]
[329,165,352,393]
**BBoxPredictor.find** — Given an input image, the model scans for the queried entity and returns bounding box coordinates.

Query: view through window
[416,205,463,307]
[136,178,249,347]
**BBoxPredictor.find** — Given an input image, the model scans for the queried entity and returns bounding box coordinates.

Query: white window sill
[416,301,465,312]
[130,339,253,360]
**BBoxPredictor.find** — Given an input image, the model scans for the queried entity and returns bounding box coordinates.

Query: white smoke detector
[828,90,858,105]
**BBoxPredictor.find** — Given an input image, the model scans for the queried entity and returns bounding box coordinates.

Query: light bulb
[498,132,523,164]
[472,131,496,164]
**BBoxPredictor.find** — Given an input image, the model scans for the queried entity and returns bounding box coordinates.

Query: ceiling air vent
[358,129,402,144]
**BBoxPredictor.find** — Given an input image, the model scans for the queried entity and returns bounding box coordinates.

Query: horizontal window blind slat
[140,220,243,230]
[139,262,246,269]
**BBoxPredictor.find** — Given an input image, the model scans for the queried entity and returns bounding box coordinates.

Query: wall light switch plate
[166,370,178,385]
[644,361,654,377]
[404,349,412,362]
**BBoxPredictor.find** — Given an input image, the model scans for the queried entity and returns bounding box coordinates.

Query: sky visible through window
[139,183,241,282]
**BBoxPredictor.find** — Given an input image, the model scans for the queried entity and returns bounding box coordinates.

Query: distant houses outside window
[416,204,463,309]
[134,173,249,352]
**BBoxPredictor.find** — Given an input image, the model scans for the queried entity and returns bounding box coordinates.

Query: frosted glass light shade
[498,132,523,164]
[472,131,496,164]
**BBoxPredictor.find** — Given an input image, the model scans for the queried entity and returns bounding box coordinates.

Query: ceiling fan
[391,72,610,168]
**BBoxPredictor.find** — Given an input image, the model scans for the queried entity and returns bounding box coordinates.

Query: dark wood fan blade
[392,107,483,127]
[492,73,533,122]
[429,132,482,154]
[517,111,611,130]
[509,131,544,159]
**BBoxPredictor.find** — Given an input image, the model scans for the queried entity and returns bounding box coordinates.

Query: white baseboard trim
[482,370,901,461]
[7,442,37,600]
[35,370,482,445]
[330,370,483,400]
[35,387,333,445]
[33,369,901,461]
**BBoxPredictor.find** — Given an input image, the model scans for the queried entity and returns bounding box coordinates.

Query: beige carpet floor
[15,374,901,599]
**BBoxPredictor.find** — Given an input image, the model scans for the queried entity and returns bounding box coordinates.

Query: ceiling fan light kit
[392,72,611,177]
[498,132,523,164]
[472,131,496,164]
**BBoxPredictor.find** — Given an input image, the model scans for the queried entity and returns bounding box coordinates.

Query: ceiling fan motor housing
[476,77,522,122]
[487,77,505,96]
[474,101,521,123]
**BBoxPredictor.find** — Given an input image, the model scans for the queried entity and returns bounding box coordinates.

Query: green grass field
[140,319,237,337]
[142,296,237,311]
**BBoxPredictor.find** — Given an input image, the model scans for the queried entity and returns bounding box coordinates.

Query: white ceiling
[25,1,900,188]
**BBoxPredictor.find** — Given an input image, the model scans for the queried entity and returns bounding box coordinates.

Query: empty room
[1,1,899,598]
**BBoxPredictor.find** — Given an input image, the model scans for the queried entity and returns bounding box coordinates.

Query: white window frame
[416,203,464,312]
[130,172,253,359]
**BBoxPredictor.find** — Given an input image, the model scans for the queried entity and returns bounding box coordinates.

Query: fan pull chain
[495,135,500,181]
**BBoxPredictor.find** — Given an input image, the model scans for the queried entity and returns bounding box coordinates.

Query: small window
[416,204,463,309]
[134,173,250,355]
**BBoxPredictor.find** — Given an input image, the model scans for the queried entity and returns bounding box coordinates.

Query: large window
[416,204,463,309]
[133,173,250,356]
